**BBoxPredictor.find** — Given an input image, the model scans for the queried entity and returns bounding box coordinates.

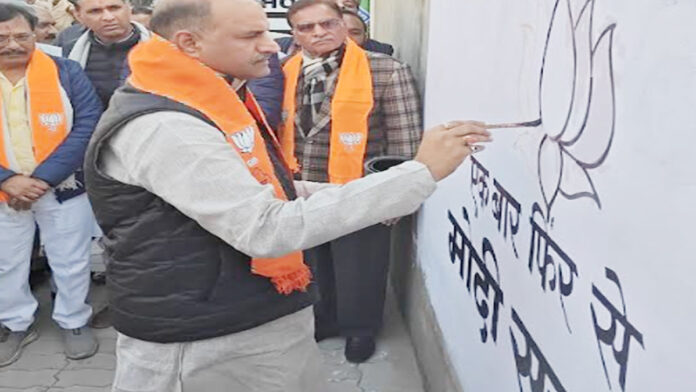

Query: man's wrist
[0,173,20,190]
[30,174,53,187]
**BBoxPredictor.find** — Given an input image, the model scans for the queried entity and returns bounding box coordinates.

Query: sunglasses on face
[294,18,342,34]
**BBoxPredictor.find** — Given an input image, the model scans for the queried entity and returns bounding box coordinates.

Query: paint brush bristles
[485,119,542,129]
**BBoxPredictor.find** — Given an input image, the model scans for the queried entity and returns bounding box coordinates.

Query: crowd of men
[0,0,490,390]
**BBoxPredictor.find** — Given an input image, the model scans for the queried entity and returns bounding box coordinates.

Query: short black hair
[73,0,129,11]
[0,2,38,30]
[132,6,153,15]
[341,9,366,33]
[287,0,342,28]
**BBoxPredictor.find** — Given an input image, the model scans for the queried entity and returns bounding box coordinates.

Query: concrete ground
[0,254,425,392]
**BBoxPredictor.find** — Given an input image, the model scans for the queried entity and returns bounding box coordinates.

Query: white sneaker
[0,324,39,367]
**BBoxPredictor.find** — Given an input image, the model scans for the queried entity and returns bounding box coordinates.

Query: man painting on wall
[83,0,490,389]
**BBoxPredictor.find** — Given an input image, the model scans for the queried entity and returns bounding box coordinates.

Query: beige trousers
[112,307,328,392]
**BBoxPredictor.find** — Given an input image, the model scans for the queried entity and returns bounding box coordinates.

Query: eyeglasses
[0,33,35,46]
[294,18,342,34]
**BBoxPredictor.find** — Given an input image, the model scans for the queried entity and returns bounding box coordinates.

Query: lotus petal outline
[537,0,617,221]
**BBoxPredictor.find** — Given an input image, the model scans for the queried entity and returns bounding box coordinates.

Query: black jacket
[62,29,141,107]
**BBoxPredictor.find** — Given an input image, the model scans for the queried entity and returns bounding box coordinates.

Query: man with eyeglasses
[276,1,394,56]
[279,0,422,363]
[0,1,102,367]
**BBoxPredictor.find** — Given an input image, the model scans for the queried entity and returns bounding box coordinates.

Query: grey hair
[149,0,212,39]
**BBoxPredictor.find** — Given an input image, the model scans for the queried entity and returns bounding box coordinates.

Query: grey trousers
[111,307,329,392]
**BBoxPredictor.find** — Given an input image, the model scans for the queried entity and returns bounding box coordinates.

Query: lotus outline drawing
[536,0,617,223]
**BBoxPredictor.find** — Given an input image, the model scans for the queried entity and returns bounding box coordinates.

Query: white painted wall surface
[418,0,696,391]
[373,0,430,92]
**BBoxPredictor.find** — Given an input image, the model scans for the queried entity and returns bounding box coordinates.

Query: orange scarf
[128,35,311,295]
[0,50,68,202]
[280,39,373,184]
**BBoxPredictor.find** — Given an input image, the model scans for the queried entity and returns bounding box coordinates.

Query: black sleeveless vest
[83,86,317,343]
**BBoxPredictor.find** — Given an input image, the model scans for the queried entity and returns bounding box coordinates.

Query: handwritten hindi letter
[591,268,645,391]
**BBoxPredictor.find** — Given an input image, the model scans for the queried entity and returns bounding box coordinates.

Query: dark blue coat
[363,39,394,56]
[0,56,103,202]
[248,53,284,131]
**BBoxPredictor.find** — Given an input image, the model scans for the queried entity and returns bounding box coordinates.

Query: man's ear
[171,30,201,58]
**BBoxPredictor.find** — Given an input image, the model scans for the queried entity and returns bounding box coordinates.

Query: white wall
[418,0,696,391]
[373,0,430,92]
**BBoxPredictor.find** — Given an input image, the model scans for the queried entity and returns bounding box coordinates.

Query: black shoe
[89,306,112,329]
[344,336,376,363]
[90,272,106,286]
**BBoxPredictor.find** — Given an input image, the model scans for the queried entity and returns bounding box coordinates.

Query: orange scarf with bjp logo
[0,50,68,202]
[127,35,311,295]
[280,39,373,184]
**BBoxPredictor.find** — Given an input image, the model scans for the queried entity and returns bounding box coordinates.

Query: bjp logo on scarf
[39,113,64,132]
[230,126,255,153]
[339,132,363,152]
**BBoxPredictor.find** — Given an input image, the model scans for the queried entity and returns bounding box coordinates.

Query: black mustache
[0,50,27,56]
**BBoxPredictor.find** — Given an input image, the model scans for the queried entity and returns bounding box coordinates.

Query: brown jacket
[288,51,422,183]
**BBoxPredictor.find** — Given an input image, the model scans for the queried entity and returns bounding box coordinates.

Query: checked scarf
[299,48,343,136]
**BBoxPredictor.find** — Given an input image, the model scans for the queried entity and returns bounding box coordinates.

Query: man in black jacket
[84,0,489,390]
[60,0,150,107]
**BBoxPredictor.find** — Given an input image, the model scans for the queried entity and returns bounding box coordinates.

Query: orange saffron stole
[0,50,67,202]
[280,39,374,184]
[128,35,311,295]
